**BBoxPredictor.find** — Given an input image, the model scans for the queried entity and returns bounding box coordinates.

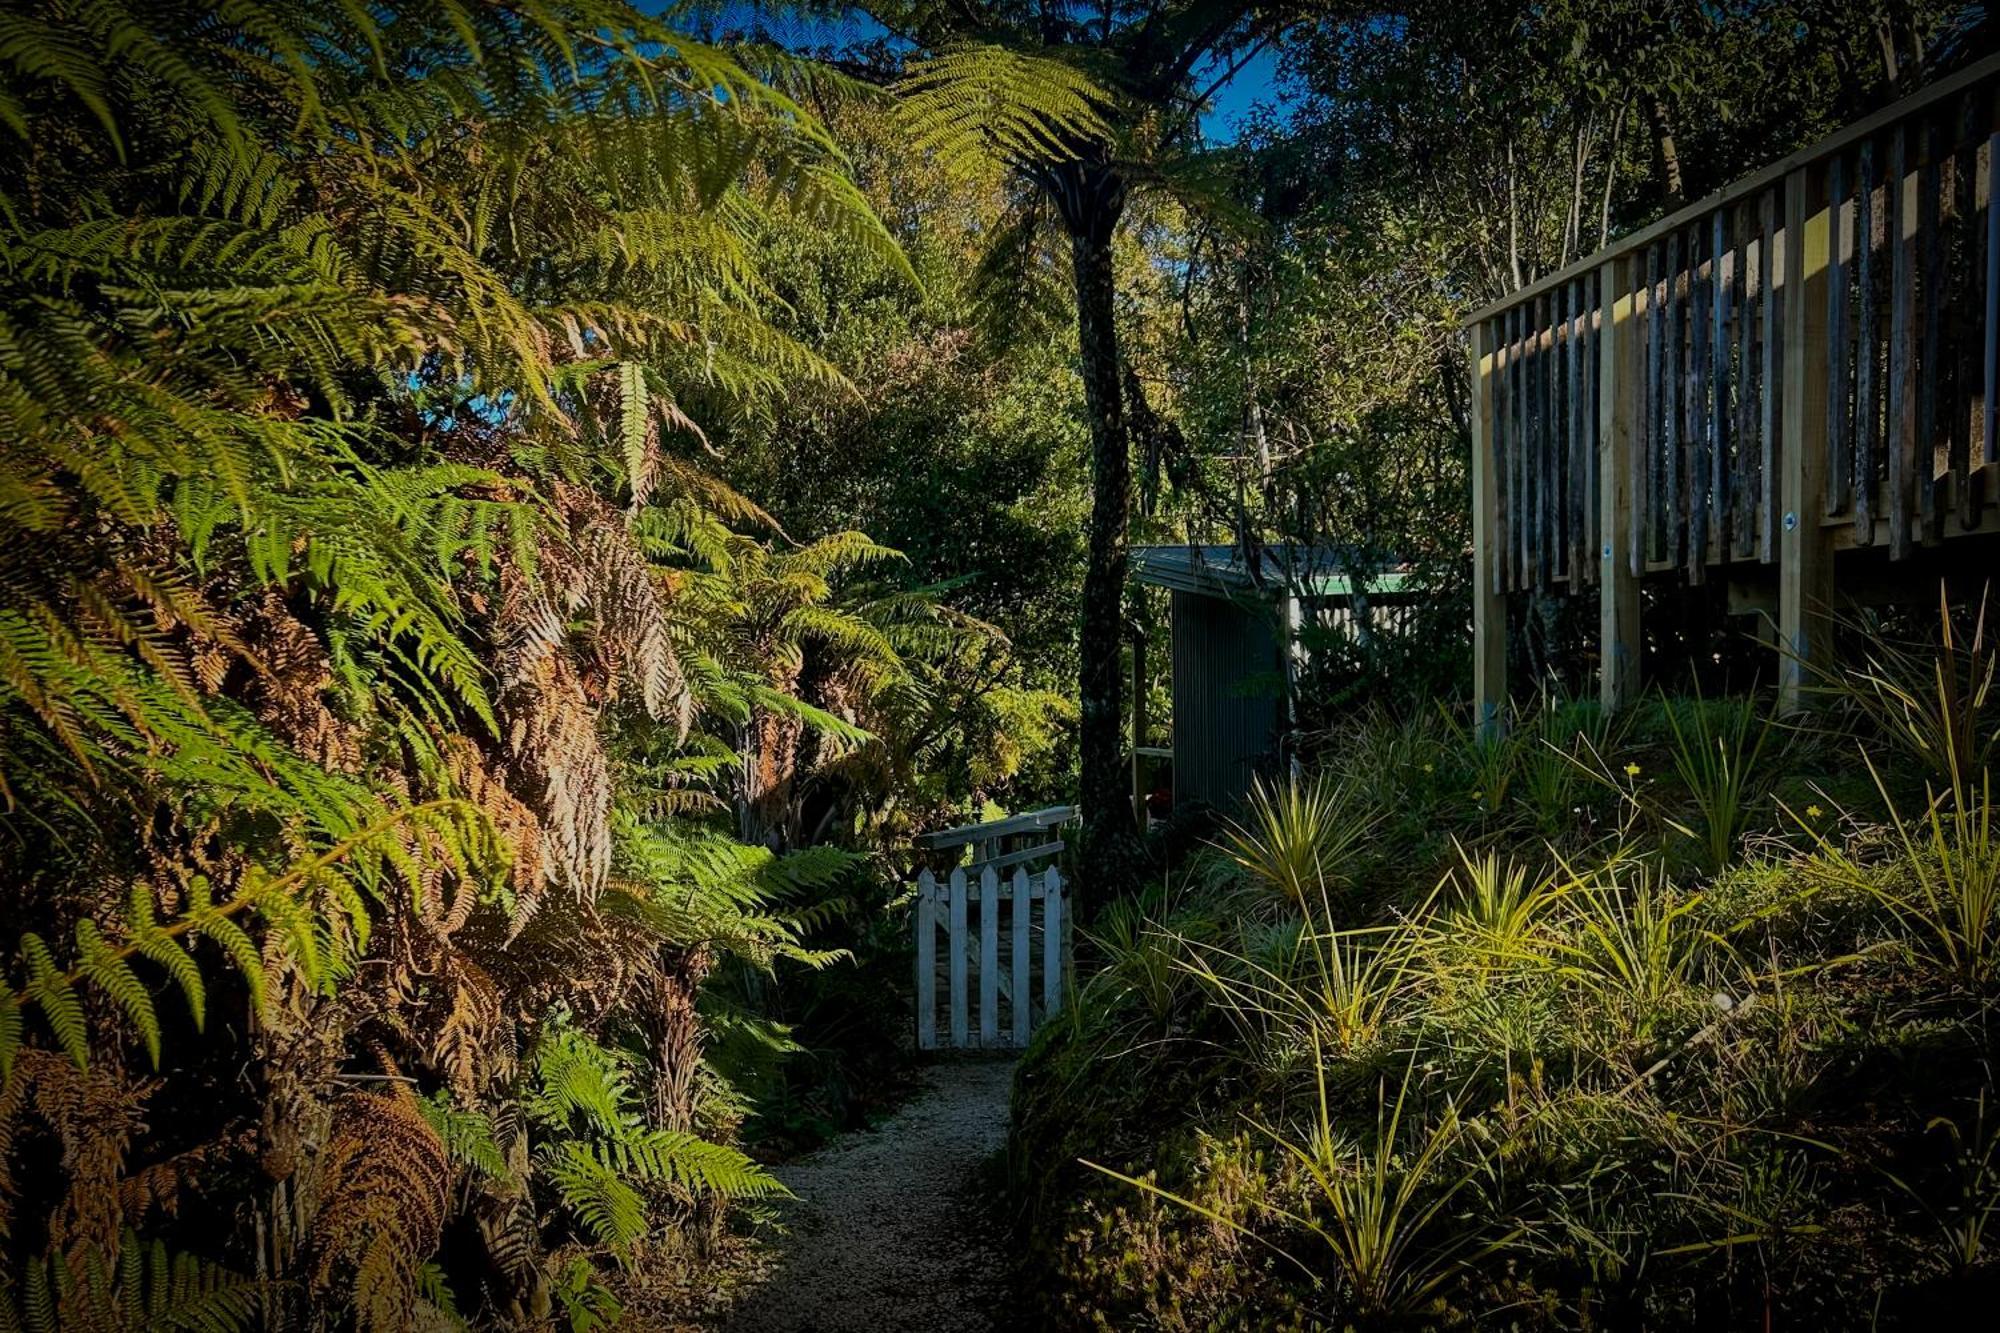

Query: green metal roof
[1130,544,1419,602]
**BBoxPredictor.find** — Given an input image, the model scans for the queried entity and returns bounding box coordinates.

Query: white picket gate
[913,864,1068,1051]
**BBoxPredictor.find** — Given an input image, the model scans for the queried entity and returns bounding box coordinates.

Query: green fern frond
[4,802,493,1069]
[418,1092,513,1185]
[74,920,160,1069]
[895,44,1114,174]
[0,1231,261,1333]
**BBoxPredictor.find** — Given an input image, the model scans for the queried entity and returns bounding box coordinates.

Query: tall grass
[1178,899,1412,1062]
[1564,863,1713,1030]
[1436,843,1568,973]
[1515,695,1624,836]
[1041,619,2000,1326]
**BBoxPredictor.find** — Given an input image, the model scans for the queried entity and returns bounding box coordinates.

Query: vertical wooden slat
[1665,231,1684,567]
[1638,243,1661,574]
[1492,318,1510,593]
[1569,279,1586,583]
[1042,868,1064,1018]
[915,869,937,1051]
[1857,137,1880,541]
[1781,165,1835,714]
[948,867,968,1048]
[1919,116,1945,544]
[1711,209,1733,556]
[1986,128,1999,466]
[1600,256,1642,711]
[1735,201,1758,558]
[1890,124,1918,559]
[1536,295,1554,588]
[1953,97,1980,531]
[1689,225,1711,581]
[1546,290,1562,584]
[1523,303,1537,589]
[1548,297,1562,583]
[1472,318,1505,734]
[1826,150,1852,515]
[1761,187,1783,563]
[1511,304,1528,589]
[1584,270,1602,567]
[979,864,999,1048]
[1011,866,1031,1046]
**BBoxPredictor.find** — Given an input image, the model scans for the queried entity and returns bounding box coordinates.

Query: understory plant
[1221,774,1379,907]
[1017,614,2000,1328]
[1660,690,1778,873]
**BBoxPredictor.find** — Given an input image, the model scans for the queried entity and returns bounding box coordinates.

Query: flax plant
[1804,758,2000,985]
[1436,843,1570,975]
[1220,774,1378,907]
[1807,587,1996,811]
[1446,703,1520,817]
[1662,692,1777,873]
[1515,694,1625,836]
[1563,863,1714,1034]
[1089,1048,1514,1319]
[1178,893,1412,1064]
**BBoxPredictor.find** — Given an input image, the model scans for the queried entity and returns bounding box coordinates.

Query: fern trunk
[1059,162,1139,896]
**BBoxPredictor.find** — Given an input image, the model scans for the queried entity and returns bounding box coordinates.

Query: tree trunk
[1055,161,1136,897]
[1646,94,1685,210]
[1648,93,1680,210]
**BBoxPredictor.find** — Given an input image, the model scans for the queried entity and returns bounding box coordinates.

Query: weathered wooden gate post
[1598,256,1642,712]
[1780,164,1834,713]
[1469,319,1506,737]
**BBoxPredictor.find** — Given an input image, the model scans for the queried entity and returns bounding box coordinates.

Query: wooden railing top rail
[913,804,1078,849]
[1463,51,2000,328]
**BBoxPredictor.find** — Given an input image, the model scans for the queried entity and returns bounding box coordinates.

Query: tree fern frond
[895,44,1114,175]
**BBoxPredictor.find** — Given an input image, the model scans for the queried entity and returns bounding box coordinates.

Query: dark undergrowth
[1012,605,2000,1330]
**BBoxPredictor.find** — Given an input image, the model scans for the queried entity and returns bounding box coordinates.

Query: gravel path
[721,1060,1018,1333]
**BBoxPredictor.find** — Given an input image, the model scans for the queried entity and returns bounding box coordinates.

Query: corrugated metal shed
[1132,545,1414,811]
[1165,587,1282,807]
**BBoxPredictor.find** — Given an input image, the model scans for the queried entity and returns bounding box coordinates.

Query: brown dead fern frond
[308,1088,451,1333]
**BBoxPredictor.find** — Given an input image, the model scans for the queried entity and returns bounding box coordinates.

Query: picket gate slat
[1043,867,1064,1019]
[1011,866,1032,1046]
[979,866,1000,1047]
[915,869,937,1051]
[948,868,968,1048]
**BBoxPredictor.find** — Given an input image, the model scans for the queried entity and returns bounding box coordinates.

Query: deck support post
[1469,319,1506,736]
[1780,165,1835,712]
[1598,257,1642,711]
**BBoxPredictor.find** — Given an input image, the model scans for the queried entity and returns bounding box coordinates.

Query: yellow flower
[1806,804,1824,819]
[1470,790,1484,801]
[1623,762,1642,778]
[1422,762,1434,773]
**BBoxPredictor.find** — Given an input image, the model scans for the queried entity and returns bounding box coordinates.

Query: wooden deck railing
[1466,53,2000,723]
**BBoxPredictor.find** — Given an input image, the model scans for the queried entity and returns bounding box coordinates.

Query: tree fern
[416,1092,514,1185]
[0,1,908,1322]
